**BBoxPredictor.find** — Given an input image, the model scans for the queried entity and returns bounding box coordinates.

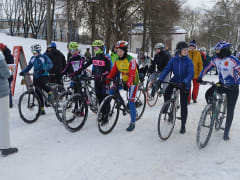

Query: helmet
[69,42,79,50]
[115,40,128,48]
[200,47,206,51]
[0,43,6,49]
[31,44,41,52]
[176,41,188,50]
[155,43,165,49]
[92,40,104,47]
[214,41,232,50]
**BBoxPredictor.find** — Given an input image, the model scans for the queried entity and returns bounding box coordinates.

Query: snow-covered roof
[172,26,187,34]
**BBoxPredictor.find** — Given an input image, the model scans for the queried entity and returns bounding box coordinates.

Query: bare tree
[4,0,22,36]
[28,0,47,39]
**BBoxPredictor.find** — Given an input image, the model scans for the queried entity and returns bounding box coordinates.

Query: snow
[1,33,240,180]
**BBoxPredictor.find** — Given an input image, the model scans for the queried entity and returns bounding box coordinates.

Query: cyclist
[148,43,170,95]
[19,44,53,115]
[106,40,139,132]
[158,41,194,134]
[197,41,240,140]
[73,40,111,122]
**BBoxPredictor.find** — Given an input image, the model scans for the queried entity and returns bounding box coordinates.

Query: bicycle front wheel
[62,94,88,132]
[55,90,72,122]
[146,81,159,107]
[196,104,214,149]
[18,91,41,124]
[97,95,119,134]
[215,95,227,131]
[157,100,176,140]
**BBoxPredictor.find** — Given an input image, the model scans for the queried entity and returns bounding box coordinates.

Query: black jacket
[148,51,170,73]
[77,53,111,80]
[3,47,14,64]
[46,48,66,75]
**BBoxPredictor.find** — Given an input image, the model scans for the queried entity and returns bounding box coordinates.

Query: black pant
[49,74,63,85]
[94,80,109,115]
[33,76,51,108]
[205,84,239,136]
[164,84,189,126]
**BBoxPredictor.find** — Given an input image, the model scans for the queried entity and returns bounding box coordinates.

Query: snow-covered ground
[1,33,240,180]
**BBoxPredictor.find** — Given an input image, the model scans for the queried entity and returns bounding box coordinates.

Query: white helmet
[200,47,206,51]
[31,44,41,52]
[155,43,165,49]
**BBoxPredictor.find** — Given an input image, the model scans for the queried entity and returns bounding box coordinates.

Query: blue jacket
[22,54,53,79]
[159,54,194,89]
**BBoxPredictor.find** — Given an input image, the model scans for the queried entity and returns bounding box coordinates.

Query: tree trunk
[47,0,52,45]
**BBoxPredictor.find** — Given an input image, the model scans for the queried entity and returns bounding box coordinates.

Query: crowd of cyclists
[1,38,240,156]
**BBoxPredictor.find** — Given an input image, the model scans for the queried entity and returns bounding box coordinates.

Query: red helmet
[115,40,128,48]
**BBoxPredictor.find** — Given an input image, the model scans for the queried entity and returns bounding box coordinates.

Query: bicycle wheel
[89,89,98,114]
[97,95,120,134]
[55,90,72,122]
[52,84,65,105]
[135,88,146,121]
[146,81,159,107]
[18,91,41,124]
[62,94,88,132]
[196,104,214,149]
[157,100,176,140]
[215,96,227,131]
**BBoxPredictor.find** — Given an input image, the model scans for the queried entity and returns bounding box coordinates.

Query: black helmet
[176,41,188,50]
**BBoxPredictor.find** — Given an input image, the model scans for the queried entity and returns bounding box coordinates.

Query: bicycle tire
[157,100,176,140]
[146,81,159,107]
[196,104,214,149]
[55,90,72,122]
[215,95,227,131]
[62,94,88,132]
[18,91,41,124]
[97,95,120,134]
[135,88,146,121]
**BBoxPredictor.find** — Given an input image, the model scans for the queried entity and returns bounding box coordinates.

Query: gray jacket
[0,52,10,98]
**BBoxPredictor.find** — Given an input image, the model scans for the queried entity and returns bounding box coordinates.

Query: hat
[189,40,196,48]
[48,42,56,48]
[0,43,6,49]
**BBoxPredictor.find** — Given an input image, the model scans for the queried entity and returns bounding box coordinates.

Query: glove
[157,79,163,87]
[179,83,186,90]
[19,72,25,76]
[196,77,203,83]
[8,75,13,82]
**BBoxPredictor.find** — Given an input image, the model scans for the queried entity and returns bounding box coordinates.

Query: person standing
[188,40,203,103]
[0,43,14,108]
[158,41,194,134]
[0,49,18,157]
[84,48,92,61]
[45,42,66,85]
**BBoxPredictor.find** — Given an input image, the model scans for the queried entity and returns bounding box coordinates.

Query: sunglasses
[94,47,100,50]
[70,49,77,52]
[32,50,37,54]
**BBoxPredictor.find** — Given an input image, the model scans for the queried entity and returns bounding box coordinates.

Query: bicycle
[62,75,97,132]
[97,79,146,134]
[56,74,98,123]
[157,81,180,140]
[18,73,64,124]
[196,81,227,149]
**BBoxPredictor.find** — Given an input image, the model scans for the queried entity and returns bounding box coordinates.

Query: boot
[1,147,18,157]
[126,122,135,132]
[180,124,186,134]
[223,132,230,141]
[40,108,46,115]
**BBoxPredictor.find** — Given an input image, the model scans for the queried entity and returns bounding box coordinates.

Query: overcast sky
[185,0,215,9]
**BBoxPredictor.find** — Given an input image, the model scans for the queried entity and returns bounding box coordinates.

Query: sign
[11,46,32,96]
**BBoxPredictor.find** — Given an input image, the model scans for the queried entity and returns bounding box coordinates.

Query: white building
[129,25,187,56]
